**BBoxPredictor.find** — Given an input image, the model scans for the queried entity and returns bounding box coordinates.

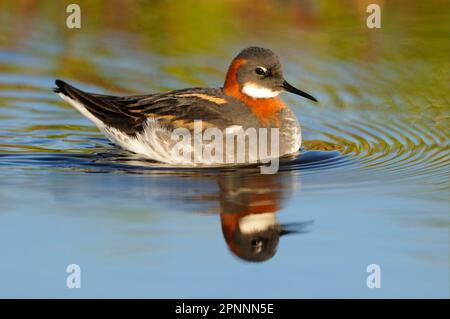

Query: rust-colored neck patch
[223,58,286,126]
[224,58,247,96]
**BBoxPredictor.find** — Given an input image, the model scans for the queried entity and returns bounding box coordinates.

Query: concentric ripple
[306,117,450,185]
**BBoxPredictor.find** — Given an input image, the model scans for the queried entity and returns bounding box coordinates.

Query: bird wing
[54,80,231,135]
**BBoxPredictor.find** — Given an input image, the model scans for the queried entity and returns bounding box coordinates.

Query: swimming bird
[54,46,317,166]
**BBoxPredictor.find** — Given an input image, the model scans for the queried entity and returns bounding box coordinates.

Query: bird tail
[53,79,109,127]
[53,79,70,95]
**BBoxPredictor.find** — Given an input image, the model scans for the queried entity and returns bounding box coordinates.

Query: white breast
[102,118,189,164]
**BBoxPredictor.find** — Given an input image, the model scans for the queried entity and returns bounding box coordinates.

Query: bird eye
[255,67,267,76]
[251,239,263,252]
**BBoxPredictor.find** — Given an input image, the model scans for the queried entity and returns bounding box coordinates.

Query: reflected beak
[282,80,318,102]
[279,221,314,236]
[279,228,298,236]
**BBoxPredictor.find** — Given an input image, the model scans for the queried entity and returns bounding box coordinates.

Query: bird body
[55,47,317,166]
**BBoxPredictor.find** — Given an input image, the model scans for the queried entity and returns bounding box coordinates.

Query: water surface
[0,1,448,298]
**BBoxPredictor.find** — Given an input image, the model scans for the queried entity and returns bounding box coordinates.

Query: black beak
[282,80,318,102]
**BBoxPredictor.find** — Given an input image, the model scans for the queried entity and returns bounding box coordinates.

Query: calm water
[0,1,448,298]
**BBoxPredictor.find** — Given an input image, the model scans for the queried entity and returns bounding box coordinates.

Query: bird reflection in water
[91,152,314,263]
[216,169,312,262]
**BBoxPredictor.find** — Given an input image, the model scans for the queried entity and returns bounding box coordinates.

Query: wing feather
[54,80,231,135]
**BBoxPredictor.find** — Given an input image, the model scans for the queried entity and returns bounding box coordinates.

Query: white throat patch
[242,83,281,99]
[238,212,277,234]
